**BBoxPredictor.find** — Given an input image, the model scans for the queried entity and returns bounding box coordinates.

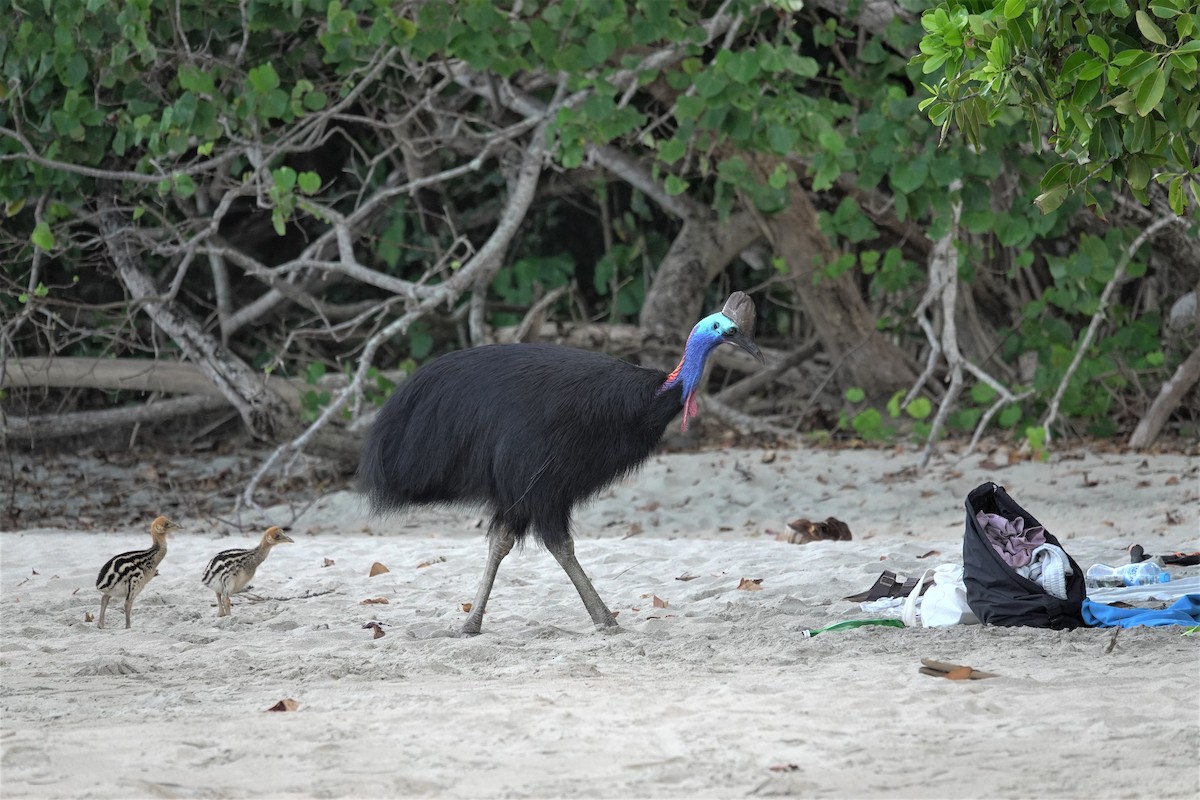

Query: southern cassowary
[358,291,763,634]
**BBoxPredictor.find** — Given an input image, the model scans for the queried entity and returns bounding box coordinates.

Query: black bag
[963,482,1086,629]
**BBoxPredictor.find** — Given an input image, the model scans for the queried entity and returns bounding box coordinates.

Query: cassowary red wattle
[358,291,763,634]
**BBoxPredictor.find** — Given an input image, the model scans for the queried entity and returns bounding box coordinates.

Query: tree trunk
[1128,342,1200,449]
[98,203,299,441]
[746,155,917,397]
[638,210,764,366]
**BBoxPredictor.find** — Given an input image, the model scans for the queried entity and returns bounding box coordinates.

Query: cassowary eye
[712,322,719,331]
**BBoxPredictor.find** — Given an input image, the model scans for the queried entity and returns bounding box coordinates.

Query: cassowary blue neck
[656,314,727,431]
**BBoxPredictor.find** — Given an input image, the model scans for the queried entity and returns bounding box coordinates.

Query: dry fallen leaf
[1166,476,1180,486]
[84,612,94,622]
[362,621,386,639]
[737,577,764,591]
[360,597,389,605]
[322,558,335,568]
[675,573,699,582]
[652,595,668,608]
[917,549,940,560]
[945,667,974,680]
[417,556,447,569]
[266,698,300,712]
[769,764,799,773]
[460,602,473,613]
[369,562,390,577]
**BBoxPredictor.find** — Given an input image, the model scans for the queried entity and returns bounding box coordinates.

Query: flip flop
[845,571,928,603]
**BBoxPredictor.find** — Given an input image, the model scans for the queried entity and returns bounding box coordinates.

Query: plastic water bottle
[1085,562,1171,588]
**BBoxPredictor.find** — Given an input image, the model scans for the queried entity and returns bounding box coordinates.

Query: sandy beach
[1,444,1197,798]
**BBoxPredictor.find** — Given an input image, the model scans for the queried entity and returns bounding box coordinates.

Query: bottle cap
[1157,572,1171,583]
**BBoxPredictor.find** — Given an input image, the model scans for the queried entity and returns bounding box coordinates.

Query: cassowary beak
[721,291,765,363]
[728,330,764,363]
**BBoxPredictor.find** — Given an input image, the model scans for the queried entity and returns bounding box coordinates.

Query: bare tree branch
[1039,215,1185,443]
[238,97,563,517]
[98,201,298,439]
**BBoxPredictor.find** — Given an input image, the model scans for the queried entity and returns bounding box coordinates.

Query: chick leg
[123,595,133,629]
[461,529,515,635]
[98,595,108,629]
[547,537,618,630]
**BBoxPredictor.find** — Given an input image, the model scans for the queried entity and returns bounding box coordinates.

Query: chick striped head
[262,526,294,547]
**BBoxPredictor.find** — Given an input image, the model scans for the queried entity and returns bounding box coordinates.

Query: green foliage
[915,0,1200,214]
[0,0,1186,449]
[838,388,939,442]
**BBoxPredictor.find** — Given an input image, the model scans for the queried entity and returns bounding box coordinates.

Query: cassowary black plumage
[359,291,763,634]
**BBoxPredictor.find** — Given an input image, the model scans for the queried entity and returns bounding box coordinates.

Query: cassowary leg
[461,529,516,635]
[547,537,618,630]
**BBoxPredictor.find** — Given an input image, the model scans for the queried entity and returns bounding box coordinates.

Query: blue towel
[1082,595,1200,628]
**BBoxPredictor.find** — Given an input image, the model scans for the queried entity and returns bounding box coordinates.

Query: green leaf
[659,138,686,164]
[178,65,215,95]
[274,166,297,192]
[1136,70,1167,116]
[891,157,929,194]
[1146,350,1165,367]
[998,405,1022,427]
[1087,34,1109,60]
[305,361,327,384]
[298,171,322,194]
[1034,184,1068,213]
[173,173,196,197]
[31,222,55,251]
[845,387,866,404]
[64,53,88,87]
[1168,176,1185,214]
[1126,156,1151,190]
[1003,0,1026,20]
[970,383,998,404]
[303,91,328,111]
[248,63,280,93]
[1135,10,1168,46]
[906,396,933,420]
[664,174,688,196]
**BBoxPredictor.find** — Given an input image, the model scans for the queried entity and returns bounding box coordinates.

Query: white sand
[2,445,1198,798]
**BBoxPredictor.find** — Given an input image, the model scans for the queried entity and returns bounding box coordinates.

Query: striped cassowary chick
[96,515,181,629]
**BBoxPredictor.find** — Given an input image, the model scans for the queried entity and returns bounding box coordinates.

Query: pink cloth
[976,511,1046,568]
